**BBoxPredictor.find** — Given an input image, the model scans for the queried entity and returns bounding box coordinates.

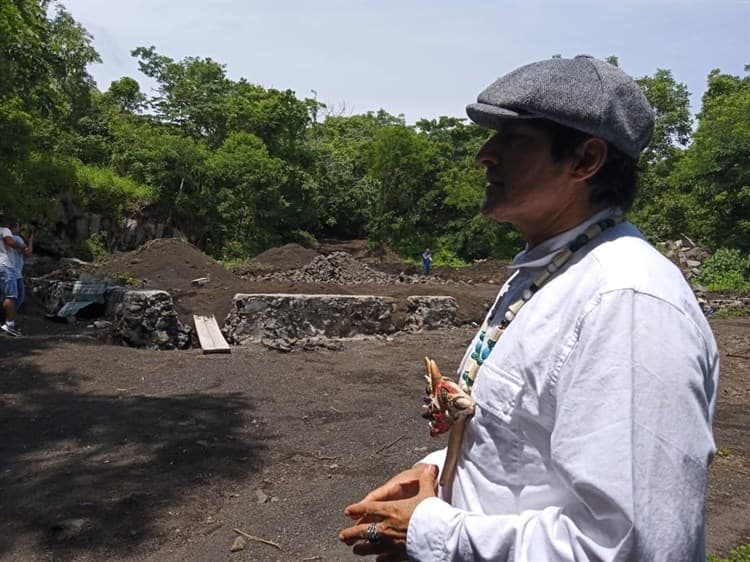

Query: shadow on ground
[0,337,264,559]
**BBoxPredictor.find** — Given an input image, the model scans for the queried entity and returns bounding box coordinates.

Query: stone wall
[223,293,461,347]
[111,290,192,350]
[404,296,458,331]
[224,294,397,345]
[42,192,182,256]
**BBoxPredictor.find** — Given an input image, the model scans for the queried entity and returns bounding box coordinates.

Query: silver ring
[366,522,380,543]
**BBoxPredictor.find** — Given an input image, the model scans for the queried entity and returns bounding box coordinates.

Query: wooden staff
[440,416,467,488]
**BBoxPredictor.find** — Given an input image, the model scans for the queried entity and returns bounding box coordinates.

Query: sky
[61,0,749,123]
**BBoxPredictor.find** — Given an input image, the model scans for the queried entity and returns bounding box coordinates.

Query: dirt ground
[1,240,748,561]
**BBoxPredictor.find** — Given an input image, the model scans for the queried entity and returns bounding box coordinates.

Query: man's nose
[475,137,499,167]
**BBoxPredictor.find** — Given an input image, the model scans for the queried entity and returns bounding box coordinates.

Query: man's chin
[480,193,503,217]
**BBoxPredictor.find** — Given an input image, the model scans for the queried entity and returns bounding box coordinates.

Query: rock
[255,489,269,504]
[230,536,246,552]
[191,277,210,286]
[51,517,94,542]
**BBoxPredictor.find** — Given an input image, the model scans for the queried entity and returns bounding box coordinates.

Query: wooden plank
[193,314,231,354]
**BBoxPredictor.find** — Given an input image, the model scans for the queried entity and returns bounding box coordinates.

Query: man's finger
[339,522,375,546]
[418,464,439,497]
[343,500,368,519]
[361,478,421,504]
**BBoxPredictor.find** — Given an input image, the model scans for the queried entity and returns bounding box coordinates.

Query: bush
[72,232,108,262]
[74,163,155,214]
[708,544,750,562]
[694,248,750,293]
[431,246,467,268]
[288,229,317,249]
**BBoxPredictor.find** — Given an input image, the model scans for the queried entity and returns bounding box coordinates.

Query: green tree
[630,69,693,240]
[0,1,102,219]
[307,110,402,238]
[669,67,750,251]
[102,76,146,114]
[108,118,209,223]
[205,132,287,256]
[132,46,231,145]
[368,123,443,254]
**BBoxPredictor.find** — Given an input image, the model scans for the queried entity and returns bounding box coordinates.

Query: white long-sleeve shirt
[408,209,720,561]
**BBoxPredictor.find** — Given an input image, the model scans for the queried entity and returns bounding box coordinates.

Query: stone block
[404,296,458,331]
[224,294,397,345]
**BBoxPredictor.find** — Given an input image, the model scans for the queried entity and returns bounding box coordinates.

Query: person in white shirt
[10,221,32,311]
[339,56,719,562]
[0,214,30,336]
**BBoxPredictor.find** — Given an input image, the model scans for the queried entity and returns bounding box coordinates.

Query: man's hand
[347,463,433,509]
[338,464,439,559]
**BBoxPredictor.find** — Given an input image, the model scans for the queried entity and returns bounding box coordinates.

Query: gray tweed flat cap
[466,55,654,159]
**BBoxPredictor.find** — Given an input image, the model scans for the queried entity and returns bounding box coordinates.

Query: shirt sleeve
[407,289,718,561]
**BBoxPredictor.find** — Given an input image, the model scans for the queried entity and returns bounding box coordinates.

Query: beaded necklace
[457,214,623,395]
[432,214,623,490]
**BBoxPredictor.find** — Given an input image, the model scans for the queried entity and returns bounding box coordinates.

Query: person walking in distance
[421,248,432,276]
[10,219,32,312]
[339,55,719,561]
[0,215,31,336]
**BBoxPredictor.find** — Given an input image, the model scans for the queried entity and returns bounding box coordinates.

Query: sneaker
[0,324,21,337]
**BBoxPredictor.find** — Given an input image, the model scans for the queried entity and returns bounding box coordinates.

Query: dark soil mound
[251,243,320,271]
[100,238,237,290]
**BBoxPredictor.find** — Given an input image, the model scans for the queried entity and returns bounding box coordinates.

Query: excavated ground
[0,239,748,561]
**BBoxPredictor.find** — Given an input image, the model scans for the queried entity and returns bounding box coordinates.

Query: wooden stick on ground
[232,528,281,550]
[375,433,407,455]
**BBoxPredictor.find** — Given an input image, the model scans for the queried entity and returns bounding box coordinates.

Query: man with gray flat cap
[339,55,719,561]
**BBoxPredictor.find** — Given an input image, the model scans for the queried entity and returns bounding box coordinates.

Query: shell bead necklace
[458,215,623,394]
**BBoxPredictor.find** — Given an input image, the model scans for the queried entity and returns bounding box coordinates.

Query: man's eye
[499,132,522,145]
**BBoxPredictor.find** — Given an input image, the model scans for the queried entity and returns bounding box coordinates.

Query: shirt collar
[509,207,621,270]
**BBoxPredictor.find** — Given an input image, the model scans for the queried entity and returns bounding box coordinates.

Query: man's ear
[570,138,608,182]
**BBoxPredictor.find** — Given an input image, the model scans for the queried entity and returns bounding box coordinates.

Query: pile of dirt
[249,243,320,271]
[99,238,237,290]
[250,251,397,285]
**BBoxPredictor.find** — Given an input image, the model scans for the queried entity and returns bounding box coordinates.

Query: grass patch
[710,306,750,319]
[708,544,750,562]
[75,163,155,214]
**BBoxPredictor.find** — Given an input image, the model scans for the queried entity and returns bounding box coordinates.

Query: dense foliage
[1,3,748,275]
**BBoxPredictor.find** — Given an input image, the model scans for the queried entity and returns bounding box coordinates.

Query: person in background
[339,55,719,561]
[10,219,32,312]
[0,214,30,336]
[421,248,432,276]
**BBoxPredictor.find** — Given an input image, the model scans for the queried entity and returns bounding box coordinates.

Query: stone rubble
[248,252,397,285]
[660,238,749,317]
[660,238,712,282]
[245,251,464,286]
[111,290,192,350]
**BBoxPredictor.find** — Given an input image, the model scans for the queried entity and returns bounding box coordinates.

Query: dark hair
[540,120,640,212]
